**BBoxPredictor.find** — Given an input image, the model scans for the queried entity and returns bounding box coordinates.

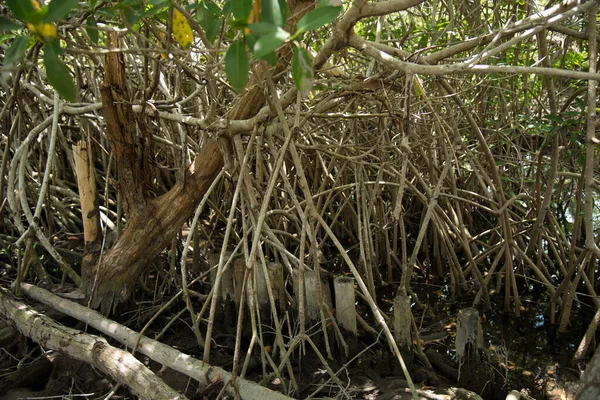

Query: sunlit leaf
[261,0,283,28]
[44,0,78,22]
[225,40,249,92]
[252,28,288,59]
[43,40,76,101]
[295,6,341,35]
[172,9,193,48]
[292,47,313,96]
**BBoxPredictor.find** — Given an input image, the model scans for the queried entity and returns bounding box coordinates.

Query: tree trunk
[82,141,223,312]
[83,0,314,312]
[82,33,224,312]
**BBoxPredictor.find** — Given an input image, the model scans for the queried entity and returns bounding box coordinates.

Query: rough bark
[82,32,224,312]
[83,0,314,312]
[0,287,186,400]
[82,140,223,312]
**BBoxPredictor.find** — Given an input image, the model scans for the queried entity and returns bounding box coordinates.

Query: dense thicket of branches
[1,0,599,397]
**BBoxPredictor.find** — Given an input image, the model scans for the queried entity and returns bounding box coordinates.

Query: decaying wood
[393,294,414,371]
[73,138,100,250]
[456,308,492,397]
[0,287,186,400]
[18,282,293,400]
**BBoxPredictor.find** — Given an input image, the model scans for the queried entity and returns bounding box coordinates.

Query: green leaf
[253,29,289,59]
[248,23,279,34]
[222,0,232,15]
[261,0,283,28]
[544,114,564,123]
[231,0,253,21]
[278,0,288,26]
[295,6,341,35]
[44,38,63,57]
[197,1,222,42]
[247,32,277,65]
[140,2,169,19]
[6,0,35,21]
[262,51,277,66]
[0,16,21,32]
[149,0,169,6]
[44,0,78,22]
[292,47,313,95]
[125,8,143,25]
[43,40,76,101]
[225,40,249,92]
[203,1,222,15]
[86,16,99,44]
[96,7,117,19]
[3,35,30,69]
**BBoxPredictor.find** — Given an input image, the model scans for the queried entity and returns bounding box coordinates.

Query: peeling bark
[82,32,224,312]
[83,0,314,312]
[82,140,223,312]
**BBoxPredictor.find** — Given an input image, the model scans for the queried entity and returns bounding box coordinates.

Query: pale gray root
[0,287,186,400]
[577,345,600,400]
[17,283,293,400]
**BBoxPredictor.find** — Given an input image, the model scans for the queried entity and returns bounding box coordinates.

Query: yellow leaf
[245,0,261,34]
[172,9,193,49]
[156,29,168,59]
[27,22,57,39]
[31,0,41,11]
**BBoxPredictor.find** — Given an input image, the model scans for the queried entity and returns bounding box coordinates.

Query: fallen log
[0,287,185,400]
[17,282,293,400]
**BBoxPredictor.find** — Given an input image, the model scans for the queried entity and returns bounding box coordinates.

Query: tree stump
[393,294,414,372]
[294,269,333,326]
[334,276,357,357]
[456,307,492,397]
[233,258,246,306]
[208,252,236,329]
[254,262,286,319]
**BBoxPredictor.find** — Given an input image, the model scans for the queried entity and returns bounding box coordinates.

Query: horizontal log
[0,287,185,400]
[18,283,293,400]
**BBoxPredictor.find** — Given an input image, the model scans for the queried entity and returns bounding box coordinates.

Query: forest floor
[0,260,589,400]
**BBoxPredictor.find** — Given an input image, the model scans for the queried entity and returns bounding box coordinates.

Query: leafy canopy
[1,0,344,99]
